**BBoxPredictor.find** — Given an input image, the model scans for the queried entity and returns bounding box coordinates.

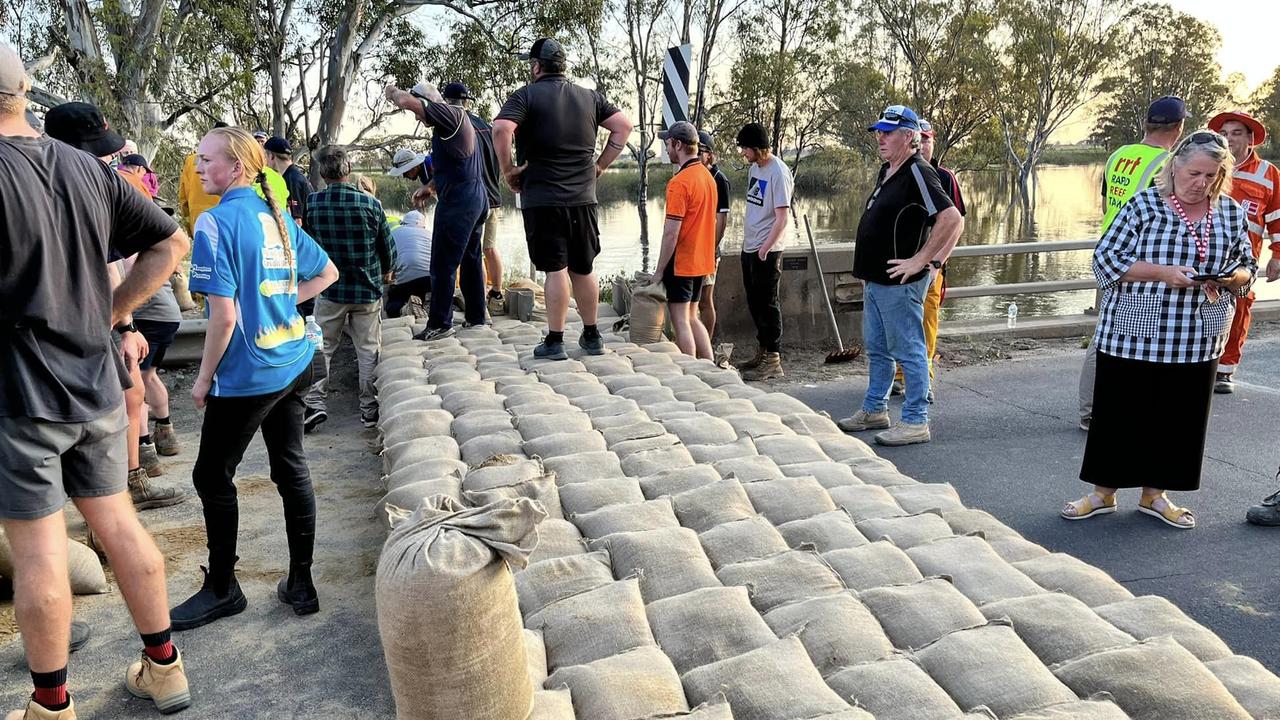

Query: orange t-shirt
[117,168,152,198]
[664,160,718,277]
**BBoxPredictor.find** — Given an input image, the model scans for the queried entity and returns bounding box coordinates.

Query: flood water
[402,163,1280,321]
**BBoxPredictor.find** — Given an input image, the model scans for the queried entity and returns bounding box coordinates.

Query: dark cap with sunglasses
[1146,96,1187,124]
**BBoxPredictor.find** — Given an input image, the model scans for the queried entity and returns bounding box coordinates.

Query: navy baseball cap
[1147,96,1187,124]
[120,153,152,171]
[519,38,566,63]
[264,136,292,154]
[442,82,473,101]
[697,130,716,153]
[868,105,921,132]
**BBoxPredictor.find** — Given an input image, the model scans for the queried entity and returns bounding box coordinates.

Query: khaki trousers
[304,298,381,415]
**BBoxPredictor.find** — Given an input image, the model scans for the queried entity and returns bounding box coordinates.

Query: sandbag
[698,399,759,418]
[539,371,600,390]
[986,536,1051,563]
[941,509,1021,540]
[515,411,594,441]
[435,379,497,399]
[621,446,696,477]
[639,465,722,499]
[845,456,917,487]
[712,456,783,483]
[822,541,924,591]
[661,416,737,446]
[428,364,482,384]
[377,477,464,526]
[515,551,615,618]
[673,696,736,719]
[463,456,548,492]
[383,436,461,474]
[721,384,764,399]
[531,359,588,375]
[526,579,656,670]
[781,460,861,489]
[753,435,829,466]
[452,411,516,445]
[463,475,563,520]
[525,431,608,460]
[589,526,720,603]
[479,364,526,380]
[742,476,837,525]
[527,519,587,565]
[525,628,549,687]
[859,578,987,650]
[546,645,689,720]
[602,421,668,446]
[716,550,845,613]
[723,412,793,440]
[377,379,434,401]
[681,637,853,720]
[604,374,663,392]
[611,434,682,458]
[460,430,526,465]
[645,586,777,674]
[780,413,844,436]
[750,393,812,417]
[888,483,964,514]
[553,382,611,401]
[676,388,730,404]
[542,451,626,485]
[825,484,904,522]
[558,477,645,516]
[1006,701,1133,719]
[687,437,758,464]
[1205,654,1280,720]
[629,350,675,367]
[698,516,791,569]
[1093,595,1232,662]
[906,535,1044,605]
[671,479,756,533]
[582,355,635,376]
[593,410,656,433]
[825,656,966,720]
[776,511,867,553]
[762,592,894,674]
[528,689,576,720]
[384,458,468,493]
[381,387,442,416]
[916,622,1077,718]
[573,498,681,538]
[1053,637,1251,720]
[644,400,700,418]
[856,511,954,549]
[509,400,577,418]
[1012,554,1134,608]
[374,355,425,379]
[375,496,542,720]
[980,593,1134,666]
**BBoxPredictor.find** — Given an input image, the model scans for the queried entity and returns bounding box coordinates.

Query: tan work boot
[837,409,891,432]
[138,442,164,477]
[170,271,196,311]
[6,698,77,720]
[128,467,186,510]
[874,422,931,446]
[741,352,783,381]
[152,423,181,456]
[126,649,191,714]
[735,347,765,371]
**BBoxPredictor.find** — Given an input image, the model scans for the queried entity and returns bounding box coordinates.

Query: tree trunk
[315,0,365,151]
[770,0,790,152]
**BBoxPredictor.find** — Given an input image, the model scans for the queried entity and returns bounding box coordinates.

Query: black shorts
[662,265,705,304]
[523,204,600,275]
[135,319,180,370]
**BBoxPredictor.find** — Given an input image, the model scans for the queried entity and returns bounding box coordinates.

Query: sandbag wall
[372,315,1280,720]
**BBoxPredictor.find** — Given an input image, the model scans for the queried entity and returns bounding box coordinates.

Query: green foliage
[1253,66,1280,161]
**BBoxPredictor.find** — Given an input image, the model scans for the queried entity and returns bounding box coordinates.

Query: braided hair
[208,127,296,289]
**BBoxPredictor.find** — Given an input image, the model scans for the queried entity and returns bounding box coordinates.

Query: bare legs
[543,269,600,331]
[669,301,713,359]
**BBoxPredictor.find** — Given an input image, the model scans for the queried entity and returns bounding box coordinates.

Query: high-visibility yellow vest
[1102,143,1169,232]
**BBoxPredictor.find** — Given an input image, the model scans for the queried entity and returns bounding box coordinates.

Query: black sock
[546,331,564,344]
[139,434,152,446]
[582,324,600,339]
[31,667,69,710]
[155,416,171,426]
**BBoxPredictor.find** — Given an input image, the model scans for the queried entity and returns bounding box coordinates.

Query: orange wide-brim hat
[1208,111,1267,147]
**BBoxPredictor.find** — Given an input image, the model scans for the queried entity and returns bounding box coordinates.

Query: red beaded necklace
[1168,194,1211,264]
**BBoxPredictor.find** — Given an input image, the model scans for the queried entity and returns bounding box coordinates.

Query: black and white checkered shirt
[1093,187,1257,364]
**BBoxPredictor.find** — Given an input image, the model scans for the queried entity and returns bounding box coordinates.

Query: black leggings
[192,366,315,577]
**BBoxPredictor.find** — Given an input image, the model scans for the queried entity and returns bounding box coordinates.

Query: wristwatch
[928,260,943,270]
[114,321,138,334]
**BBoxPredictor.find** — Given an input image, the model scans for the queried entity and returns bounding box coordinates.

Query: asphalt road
[786,336,1280,673]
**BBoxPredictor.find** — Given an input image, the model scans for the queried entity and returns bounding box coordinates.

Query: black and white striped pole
[660,44,691,160]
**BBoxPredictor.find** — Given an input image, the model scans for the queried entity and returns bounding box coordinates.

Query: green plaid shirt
[304,182,397,305]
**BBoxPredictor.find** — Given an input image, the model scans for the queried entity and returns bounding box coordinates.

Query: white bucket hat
[388,148,426,177]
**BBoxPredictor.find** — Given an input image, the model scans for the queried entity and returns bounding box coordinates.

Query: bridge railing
[943,240,1098,307]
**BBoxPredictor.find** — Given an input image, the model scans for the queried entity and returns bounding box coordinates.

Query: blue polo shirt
[189,186,330,397]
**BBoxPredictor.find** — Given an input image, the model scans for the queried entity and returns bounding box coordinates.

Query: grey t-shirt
[132,283,182,323]
[743,156,794,253]
[391,224,433,284]
[0,135,178,422]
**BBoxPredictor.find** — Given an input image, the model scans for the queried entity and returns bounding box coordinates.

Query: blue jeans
[428,192,488,330]
[862,275,931,425]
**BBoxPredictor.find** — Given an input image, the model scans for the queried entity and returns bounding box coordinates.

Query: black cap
[697,130,716,153]
[120,153,151,172]
[1147,96,1187,124]
[45,102,126,157]
[659,121,698,146]
[212,121,229,130]
[736,122,770,150]
[442,82,473,101]
[519,38,566,64]
[264,136,292,154]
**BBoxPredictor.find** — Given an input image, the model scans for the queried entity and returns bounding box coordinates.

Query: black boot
[170,565,247,631]
[277,564,319,616]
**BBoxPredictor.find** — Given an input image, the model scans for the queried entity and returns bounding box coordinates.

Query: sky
[1167,0,1280,89]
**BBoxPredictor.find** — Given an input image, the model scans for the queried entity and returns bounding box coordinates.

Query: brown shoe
[126,649,191,714]
[741,352,784,381]
[128,467,186,510]
[736,347,765,371]
[138,442,164,477]
[152,423,181,456]
[5,698,77,720]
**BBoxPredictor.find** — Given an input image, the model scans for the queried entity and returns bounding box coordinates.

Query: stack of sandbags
[0,528,108,595]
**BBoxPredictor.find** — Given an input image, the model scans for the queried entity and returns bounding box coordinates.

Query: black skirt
[1079,351,1218,492]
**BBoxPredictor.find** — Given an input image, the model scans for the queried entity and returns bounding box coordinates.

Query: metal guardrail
[945,239,1098,301]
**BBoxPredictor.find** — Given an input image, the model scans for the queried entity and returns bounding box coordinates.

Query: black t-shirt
[0,135,178,422]
[282,164,314,225]
[853,154,954,286]
[496,74,620,208]
[418,99,484,205]
[468,112,502,209]
[710,163,731,256]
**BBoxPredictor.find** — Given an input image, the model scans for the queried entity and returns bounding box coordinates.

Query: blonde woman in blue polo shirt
[172,127,338,630]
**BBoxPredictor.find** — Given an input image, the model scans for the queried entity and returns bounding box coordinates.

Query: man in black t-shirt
[697,130,732,351]
[0,49,193,717]
[837,105,964,447]
[493,38,634,360]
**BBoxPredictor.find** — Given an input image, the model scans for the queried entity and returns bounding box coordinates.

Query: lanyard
[1168,195,1211,264]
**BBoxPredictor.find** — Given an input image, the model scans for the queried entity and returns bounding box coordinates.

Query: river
[394,163,1280,321]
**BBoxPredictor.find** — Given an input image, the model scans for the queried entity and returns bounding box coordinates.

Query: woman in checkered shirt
[1063,130,1256,529]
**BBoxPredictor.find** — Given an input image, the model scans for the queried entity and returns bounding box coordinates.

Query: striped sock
[141,629,177,665]
[31,667,69,710]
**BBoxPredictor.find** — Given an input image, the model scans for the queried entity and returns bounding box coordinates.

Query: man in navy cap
[443,81,507,308]
[697,129,731,355]
[838,104,963,446]
[264,136,313,229]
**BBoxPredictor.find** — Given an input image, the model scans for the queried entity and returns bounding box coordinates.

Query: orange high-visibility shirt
[1229,152,1280,257]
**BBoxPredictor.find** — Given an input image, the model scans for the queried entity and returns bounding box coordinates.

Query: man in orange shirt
[1208,111,1280,393]
[652,121,718,359]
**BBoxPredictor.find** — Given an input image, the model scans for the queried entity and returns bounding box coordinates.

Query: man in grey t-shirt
[735,122,794,381]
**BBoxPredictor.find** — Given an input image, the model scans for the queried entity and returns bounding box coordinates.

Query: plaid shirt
[1093,187,1256,364]
[304,182,396,305]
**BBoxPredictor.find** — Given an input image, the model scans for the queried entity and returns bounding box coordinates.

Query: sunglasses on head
[1186,130,1226,149]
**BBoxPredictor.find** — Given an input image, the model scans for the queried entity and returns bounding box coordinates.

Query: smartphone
[1190,264,1241,282]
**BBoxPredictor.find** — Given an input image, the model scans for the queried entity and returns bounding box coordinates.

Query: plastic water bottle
[1006,302,1018,330]
[305,315,322,347]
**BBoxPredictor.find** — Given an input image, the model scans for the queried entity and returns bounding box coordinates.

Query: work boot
[874,422,931,446]
[152,423,181,456]
[125,649,191,714]
[5,698,77,720]
[534,338,568,361]
[741,352,783,381]
[578,333,606,356]
[1246,489,1280,527]
[277,564,320,616]
[170,271,196,311]
[1214,372,1235,394]
[128,468,185,511]
[138,442,164,477]
[170,566,247,631]
[736,347,765,371]
[890,380,904,396]
[837,410,891,432]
